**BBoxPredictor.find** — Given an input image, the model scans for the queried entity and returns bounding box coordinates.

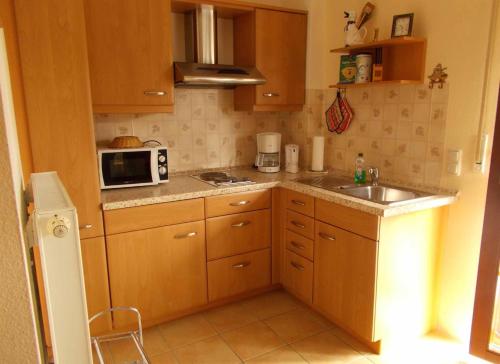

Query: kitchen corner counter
[101,168,457,217]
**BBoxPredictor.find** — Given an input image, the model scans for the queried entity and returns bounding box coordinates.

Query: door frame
[470,87,500,363]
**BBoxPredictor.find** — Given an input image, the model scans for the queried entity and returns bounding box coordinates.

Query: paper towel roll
[311,136,325,171]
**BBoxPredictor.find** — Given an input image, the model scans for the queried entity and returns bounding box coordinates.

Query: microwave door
[101,150,153,187]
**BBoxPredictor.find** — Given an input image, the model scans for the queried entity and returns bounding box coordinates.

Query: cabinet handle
[229,200,250,206]
[263,92,280,97]
[174,231,197,239]
[319,232,336,241]
[232,261,250,269]
[79,224,93,230]
[231,221,251,228]
[144,90,166,96]
[290,241,305,250]
[291,261,305,271]
[291,221,305,229]
[291,199,306,206]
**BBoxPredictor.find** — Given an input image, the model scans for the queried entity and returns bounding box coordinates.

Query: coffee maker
[255,132,281,173]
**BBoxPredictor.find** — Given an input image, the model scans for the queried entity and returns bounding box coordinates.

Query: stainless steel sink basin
[339,185,431,205]
[294,175,433,206]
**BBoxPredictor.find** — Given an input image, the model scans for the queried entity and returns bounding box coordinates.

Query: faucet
[368,167,379,186]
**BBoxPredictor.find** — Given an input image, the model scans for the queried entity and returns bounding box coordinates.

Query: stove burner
[199,172,229,181]
[192,172,255,187]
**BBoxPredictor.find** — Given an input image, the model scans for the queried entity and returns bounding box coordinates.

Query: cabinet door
[283,250,313,304]
[15,0,104,239]
[313,221,377,341]
[107,221,207,328]
[84,0,173,112]
[254,9,306,108]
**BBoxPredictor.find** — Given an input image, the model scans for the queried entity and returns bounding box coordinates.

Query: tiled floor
[93,290,480,364]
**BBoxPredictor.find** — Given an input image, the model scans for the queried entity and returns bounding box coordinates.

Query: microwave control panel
[158,148,169,182]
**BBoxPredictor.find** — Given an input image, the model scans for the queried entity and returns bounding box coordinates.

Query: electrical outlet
[447,149,462,176]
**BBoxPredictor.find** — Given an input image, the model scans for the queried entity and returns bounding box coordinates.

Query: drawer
[286,189,314,217]
[207,248,271,302]
[315,199,379,240]
[286,209,314,240]
[286,229,314,261]
[283,250,313,304]
[104,198,205,235]
[207,209,271,260]
[205,189,271,218]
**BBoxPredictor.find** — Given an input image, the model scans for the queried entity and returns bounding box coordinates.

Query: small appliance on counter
[255,132,281,173]
[98,144,168,189]
[285,144,299,173]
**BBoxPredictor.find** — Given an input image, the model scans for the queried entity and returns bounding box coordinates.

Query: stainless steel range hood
[174,4,266,88]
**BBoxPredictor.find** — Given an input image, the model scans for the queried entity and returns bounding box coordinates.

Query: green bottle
[354,153,366,184]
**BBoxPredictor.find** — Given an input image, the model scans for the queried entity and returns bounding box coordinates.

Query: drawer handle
[144,90,166,96]
[291,261,305,271]
[229,200,250,206]
[174,231,197,239]
[79,224,93,230]
[291,221,305,229]
[232,261,250,269]
[319,232,336,241]
[291,199,305,206]
[231,220,251,228]
[263,92,280,97]
[291,241,305,250]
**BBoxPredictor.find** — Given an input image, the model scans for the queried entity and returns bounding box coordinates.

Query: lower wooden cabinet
[207,248,271,302]
[313,221,377,341]
[283,249,313,304]
[106,220,207,328]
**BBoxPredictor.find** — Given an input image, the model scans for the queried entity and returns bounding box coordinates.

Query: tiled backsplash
[93,85,448,188]
[283,85,449,188]
[94,89,283,173]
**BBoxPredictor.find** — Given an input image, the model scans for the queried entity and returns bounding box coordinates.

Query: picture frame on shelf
[391,13,414,37]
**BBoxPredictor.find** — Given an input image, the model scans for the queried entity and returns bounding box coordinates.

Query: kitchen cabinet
[234,9,307,112]
[107,220,207,328]
[283,250,313,304]
[313,221,377,341]
[15,0,104,239]
[84,0,174,113]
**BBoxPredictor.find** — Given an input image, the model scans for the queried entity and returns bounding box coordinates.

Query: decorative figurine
[428,64,448,89]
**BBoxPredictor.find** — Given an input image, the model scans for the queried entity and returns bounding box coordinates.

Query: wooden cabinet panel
[315,199,380,241]
[285,229,314,261]
[286,210,314,240]
[313,221,377,341]
[84,0,173,112]
[283,250,313,304]
[104,199,205,235]
[205,189,271,218]
[206,209,271,260]
[207,248,270,302]
[107,221,207,328]
[15,0,103,239]
[286,190,314,217]
[234,9,306,111]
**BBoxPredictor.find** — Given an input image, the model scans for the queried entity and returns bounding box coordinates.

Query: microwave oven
[98,146,168,189]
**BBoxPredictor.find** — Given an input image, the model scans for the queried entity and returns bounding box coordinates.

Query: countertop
[101,168,458,217]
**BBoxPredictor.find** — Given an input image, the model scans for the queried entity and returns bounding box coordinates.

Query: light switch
[447,149,462,176]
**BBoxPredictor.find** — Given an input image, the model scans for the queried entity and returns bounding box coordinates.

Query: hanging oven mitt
[325,91,344,132]
[337,92,354,134]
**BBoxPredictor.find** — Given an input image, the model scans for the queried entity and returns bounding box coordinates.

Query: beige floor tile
[330,326,374,356]
[143,326,171,357]
[222,321,285,360]
[240,291,301,320]
[291,330,365,363]
[174,336,242,364]
[150,351,178,364]
[264,308,329,343]
[245,346,307,363]
[202,302,258,333]
[107,336,142,363]
[159,314,217,349]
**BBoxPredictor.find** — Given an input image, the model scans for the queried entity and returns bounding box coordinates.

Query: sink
[294,175,432,206]
[339,185,431,205]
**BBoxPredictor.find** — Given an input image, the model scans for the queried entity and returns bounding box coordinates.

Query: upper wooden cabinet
[234,9,307,112]
[84,0,174,113]
[15,0,104,239]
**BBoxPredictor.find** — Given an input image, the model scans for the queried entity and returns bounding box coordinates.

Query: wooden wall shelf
[331,37,427,87]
